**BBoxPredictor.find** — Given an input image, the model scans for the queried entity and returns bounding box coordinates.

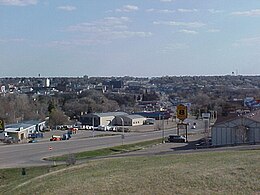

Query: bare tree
[48,109,69,128]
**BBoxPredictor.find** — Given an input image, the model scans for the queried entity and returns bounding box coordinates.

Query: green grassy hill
[1,150,260,195]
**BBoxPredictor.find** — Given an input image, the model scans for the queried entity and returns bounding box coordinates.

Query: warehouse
[115,115,147,126]
[80,112,147,127]
[80,112,128,127]
[211,111,260,146]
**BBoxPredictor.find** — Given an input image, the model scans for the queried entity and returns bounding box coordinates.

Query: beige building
[80,112,128,127]
[80,112,147,127]
[4,120,46,141]
[115,115,147,126]
[4,127,29,141]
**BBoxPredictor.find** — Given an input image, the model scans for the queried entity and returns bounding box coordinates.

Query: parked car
[197,137,212,146]
[68,127,78,134]
[167,135,186,143]
[28,133,44,139]
[84,125,94,130]
[28,139,38,143]
[62,133,71,140]
[97,125,105,131]
[144,118,155,125]
[3,137,18,144]
[117,127,130,132]
[50,135,62,141]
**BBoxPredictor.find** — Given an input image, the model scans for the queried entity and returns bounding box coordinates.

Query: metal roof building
[211,111,260,146]
[80,112,147,127]
[4,120,46,141]
[80,112,128,127]
[115,114,147,126]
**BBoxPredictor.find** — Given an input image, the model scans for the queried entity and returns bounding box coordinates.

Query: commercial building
[211,111,260,146]
[80,112,127,127]
[115,115,147,126]
[80,112,147,127]
[4,120,46,141]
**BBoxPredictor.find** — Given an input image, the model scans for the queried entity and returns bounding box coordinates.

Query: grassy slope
[2,150,260,195]
[47,139,163,161]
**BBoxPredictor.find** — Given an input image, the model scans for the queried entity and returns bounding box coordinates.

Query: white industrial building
[80,112,147,127]
[212,111,260,146]
[115,115,147,126]
[80,112,127,127]
[3,120,46,141]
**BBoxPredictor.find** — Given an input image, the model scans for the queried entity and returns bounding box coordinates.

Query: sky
[1,0,260,77]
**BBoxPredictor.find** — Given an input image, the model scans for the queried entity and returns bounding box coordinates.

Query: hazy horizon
[1,0,260,77]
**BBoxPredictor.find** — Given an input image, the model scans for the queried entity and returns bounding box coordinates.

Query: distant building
[1,86,5,93]
[244,97,260,109]
[95,84,107,93]
[110,79,123,89]
[133,111,171,120]
[46,78,50,87]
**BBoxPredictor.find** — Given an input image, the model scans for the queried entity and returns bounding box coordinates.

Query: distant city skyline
[1,0,260,77]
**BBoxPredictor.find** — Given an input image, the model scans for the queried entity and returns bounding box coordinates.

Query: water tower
[45,78,50,87]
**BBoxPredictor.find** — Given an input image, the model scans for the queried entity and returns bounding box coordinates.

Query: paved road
[0,119,204,168]
[0,129,178,168]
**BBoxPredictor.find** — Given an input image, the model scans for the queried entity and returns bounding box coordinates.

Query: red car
[50,135,62,141]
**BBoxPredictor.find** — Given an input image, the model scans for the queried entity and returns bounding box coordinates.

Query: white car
[106,126,117,131]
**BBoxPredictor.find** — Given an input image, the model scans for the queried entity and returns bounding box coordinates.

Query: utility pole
[119,117,125,145]
[92,116,95,138]
[162,115,165,143]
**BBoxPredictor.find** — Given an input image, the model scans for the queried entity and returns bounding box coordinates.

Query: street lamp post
[119,117,125,145]
[92,116,95,138]
[159,114,165,143]
[160,114,165,143]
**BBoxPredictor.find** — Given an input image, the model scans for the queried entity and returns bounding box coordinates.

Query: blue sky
[1,0,260,77]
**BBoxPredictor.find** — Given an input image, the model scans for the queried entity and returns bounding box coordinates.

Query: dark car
[28,139,38,143]
[62,133,71,140]
[167,135,186,143]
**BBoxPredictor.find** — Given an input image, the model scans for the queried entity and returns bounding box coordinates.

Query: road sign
[177,104,188,121]
[0,119,5,130]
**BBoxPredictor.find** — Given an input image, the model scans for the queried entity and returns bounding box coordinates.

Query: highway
[1,119,259,169]
[0,129,177,168]
[0,119,206,168]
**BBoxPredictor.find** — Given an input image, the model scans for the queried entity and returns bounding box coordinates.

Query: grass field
[45,139,163,161]
[1,149,259,195]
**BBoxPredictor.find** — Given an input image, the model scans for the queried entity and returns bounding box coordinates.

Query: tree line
[0,89,138,127]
